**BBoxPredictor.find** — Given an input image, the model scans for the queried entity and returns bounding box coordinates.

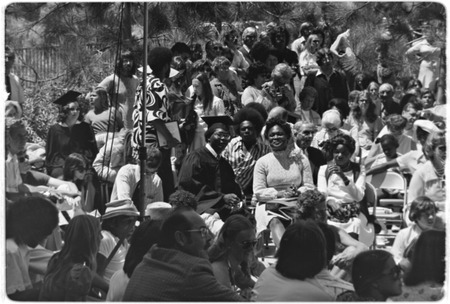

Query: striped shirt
[222,137,271,191]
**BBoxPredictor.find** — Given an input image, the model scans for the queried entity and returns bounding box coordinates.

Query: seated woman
[365,114,417,164]
[294,189,368,281]
[253,220,333,301]
[391,230,445,301]
[106,218,162,301]
[210,56,242,116]
[311,109,348,150]
[39,215,102,301]
[110,146,163,213]
[208,214,259,300]
[294,86,321,127]
[84,86,123,147]
[260,63,296,113]
[391,196,438,267]
[253,118,314,248]
[348,91,383,159]
[186,72,225,152]
[57,153,91,217]
[241,62,271,108]
[407,130,446,228]
[6,197,59,301]
[317,134,374,247]
[337,250,403,301]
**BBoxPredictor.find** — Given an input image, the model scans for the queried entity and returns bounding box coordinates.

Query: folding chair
[366,171,407,245]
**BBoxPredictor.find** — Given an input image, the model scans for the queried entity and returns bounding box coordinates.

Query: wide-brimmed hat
[101,199,139,220]
[144,202,172,220]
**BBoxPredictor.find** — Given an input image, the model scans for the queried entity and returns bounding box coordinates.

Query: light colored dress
[317,163,375,247]
[253,147,314,235]
[6,239,33,296]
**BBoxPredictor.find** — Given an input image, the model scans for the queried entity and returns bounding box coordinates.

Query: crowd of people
[4,20,447,301]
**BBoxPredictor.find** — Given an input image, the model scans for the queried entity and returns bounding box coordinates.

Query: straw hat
[102,199,139,220]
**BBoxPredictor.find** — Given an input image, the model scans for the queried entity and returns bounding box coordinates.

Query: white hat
[102,199,139,220]
[144,202,172,220]
[413,119,440,134]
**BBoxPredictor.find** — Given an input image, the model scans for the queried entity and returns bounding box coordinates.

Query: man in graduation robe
[177,117,243,218]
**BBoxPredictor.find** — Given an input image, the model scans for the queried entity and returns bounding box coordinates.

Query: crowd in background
[4,20,447,301]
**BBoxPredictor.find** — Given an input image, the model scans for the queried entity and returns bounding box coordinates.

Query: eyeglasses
[66,107,80,112]
[240,240,258,250]
[185,227,209,238]
[214,132,231,140]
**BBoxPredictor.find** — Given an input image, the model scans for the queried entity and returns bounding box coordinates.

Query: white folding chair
[366,171,407,244]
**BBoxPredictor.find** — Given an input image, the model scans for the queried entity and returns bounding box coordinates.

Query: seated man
[110,146,163,214]
[123,207,243,301]
[178,116,243,220]
[293,121,326,186]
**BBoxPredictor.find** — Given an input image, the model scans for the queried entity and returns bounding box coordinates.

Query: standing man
[132,47,180,201]
[98,49,138,130]
[5,45,25,107]
[304,48,349,116]
[240,27,258,65]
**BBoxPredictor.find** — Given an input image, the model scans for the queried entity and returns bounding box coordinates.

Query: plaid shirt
[222,136,271,191]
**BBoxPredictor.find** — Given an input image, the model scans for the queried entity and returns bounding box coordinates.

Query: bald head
[268,106,288,121]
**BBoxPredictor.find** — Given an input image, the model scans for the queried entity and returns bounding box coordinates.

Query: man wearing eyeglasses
[178,116,243,221]
[123,207,243,301]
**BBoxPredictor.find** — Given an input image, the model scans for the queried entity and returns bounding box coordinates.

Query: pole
[139,2,148,217]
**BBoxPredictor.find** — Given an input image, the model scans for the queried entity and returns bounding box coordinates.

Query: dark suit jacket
[239,46,254,65]
[306,146,327,186]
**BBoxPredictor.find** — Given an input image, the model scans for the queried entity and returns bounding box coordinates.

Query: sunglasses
[213,46,223,51]
[185,227,209,238]
[240,240,258,250]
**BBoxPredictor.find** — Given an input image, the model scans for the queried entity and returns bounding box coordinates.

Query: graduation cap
[53,90,81,107]
[201,115,234,139]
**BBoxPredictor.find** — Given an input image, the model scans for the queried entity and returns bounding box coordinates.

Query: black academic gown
[45,122,98,178]
[177,146,243,214]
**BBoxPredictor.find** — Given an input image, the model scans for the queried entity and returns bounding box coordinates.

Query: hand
[331,246,358,269]
[327,199,341,212]
[223,193,240,206]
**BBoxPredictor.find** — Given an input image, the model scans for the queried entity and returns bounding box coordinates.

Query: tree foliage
[5,2,446,143]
